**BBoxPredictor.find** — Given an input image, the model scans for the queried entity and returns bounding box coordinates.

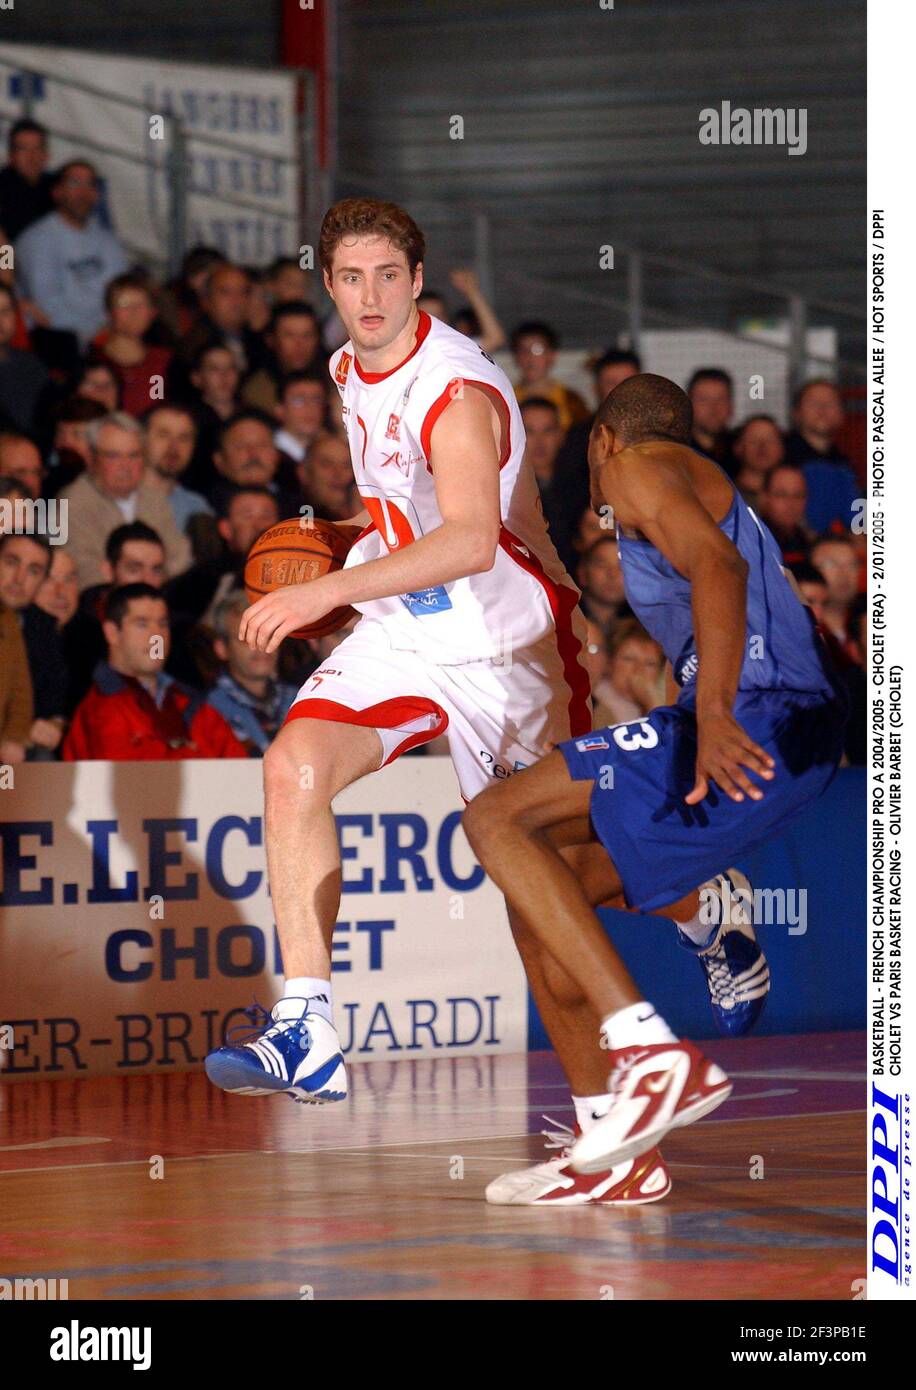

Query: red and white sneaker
[485,1117,671,1206]
[571,1041,732,1174]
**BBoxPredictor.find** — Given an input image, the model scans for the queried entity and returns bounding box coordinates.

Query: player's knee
[263,735,296,797]
[264,726,325,803]
[462,785,507,860]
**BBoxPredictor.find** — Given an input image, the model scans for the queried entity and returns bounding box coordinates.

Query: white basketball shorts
[283,615,591,801]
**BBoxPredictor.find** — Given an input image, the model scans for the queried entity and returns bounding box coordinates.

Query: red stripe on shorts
[282,695,449,765]
[497,526,592,737]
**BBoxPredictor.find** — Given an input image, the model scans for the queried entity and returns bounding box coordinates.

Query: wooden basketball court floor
[0,1030,863,1301]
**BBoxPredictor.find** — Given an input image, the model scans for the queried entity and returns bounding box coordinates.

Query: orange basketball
[244,516,363,639]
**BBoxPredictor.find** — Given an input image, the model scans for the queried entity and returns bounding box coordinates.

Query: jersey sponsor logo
[385,412,401,441]
[379,449,424,475]
[476,754,530,779]
[478,750,513,779]
[400,585,452,615]
[335,351,352,386]
[679,652,699,684]
[576,735,610,752]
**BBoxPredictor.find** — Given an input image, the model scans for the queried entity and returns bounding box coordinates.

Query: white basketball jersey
[331,310,577,665]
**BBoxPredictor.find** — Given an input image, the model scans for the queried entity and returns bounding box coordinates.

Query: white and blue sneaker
[205,998,347,1104]
[677,869,770,1037]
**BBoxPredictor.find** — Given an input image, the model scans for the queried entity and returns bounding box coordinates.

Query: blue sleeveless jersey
[617,487,835,701]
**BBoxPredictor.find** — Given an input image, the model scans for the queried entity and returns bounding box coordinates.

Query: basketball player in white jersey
[206,198,747,1208]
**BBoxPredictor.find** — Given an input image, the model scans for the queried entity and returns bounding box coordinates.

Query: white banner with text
[0,759,526,1078]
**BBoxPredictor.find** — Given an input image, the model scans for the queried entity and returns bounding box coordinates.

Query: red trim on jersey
[356,414,369,473]
[420,377,511,473]
[353,311,432,384]
[498,525,591,737]
[282,694,449,764]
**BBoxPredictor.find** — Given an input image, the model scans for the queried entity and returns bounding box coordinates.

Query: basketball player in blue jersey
[464,373,846,1174]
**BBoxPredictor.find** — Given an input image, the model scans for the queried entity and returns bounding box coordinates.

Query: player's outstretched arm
[600,454,775,805]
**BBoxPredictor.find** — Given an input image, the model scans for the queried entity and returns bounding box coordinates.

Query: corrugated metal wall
[1,0,281,65]
[4,0,865,353]
[336,0,865,349]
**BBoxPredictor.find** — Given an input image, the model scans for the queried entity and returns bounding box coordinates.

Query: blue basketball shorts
[559,688,846,911]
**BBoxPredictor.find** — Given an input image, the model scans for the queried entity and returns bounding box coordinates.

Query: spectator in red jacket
[89,274,172,419]
[62,582,245,760]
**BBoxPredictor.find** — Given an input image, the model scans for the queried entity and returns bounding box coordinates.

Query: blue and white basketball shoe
[205,998,347,1104]
[677,868,770,1036]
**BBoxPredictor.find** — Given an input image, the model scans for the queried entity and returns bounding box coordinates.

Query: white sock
[572,1092,614,1134]
[280,976,332,1023]
[673,881,720,947]
[600,1001,677,1052]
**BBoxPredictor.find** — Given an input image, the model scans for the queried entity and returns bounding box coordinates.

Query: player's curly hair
[319,198,426,277]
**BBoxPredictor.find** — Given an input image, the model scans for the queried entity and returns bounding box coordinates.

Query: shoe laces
[704,944,738,1004]
[540,1116,576,1156]
[608,1046,648,1098]
[226,1000,310,1046]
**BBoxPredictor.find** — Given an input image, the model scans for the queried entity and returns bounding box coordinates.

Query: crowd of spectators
[533,354,865,763]
[0,118,865,768]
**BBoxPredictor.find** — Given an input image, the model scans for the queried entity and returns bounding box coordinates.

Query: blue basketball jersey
[617,486,835,700]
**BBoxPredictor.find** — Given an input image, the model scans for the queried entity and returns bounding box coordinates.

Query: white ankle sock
[282,976,332,1023]
[572,1092,614,1134]
[674,882,720,947]
[600,1001,677,1053]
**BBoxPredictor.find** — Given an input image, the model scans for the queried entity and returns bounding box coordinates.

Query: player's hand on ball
[686,711,775,805]
[239,574,342,653]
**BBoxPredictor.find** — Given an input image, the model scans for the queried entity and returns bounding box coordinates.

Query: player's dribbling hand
[686,711,775,806]
[239,576,340,653]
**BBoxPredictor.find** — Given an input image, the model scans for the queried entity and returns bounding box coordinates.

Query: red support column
[281,0,331,170]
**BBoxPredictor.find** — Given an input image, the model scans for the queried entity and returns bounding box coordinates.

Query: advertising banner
[0,760,527,1078]
[0,42,299,264]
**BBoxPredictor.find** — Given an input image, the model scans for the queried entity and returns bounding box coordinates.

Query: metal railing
[0,52,865,392]
[0,56,313,275]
